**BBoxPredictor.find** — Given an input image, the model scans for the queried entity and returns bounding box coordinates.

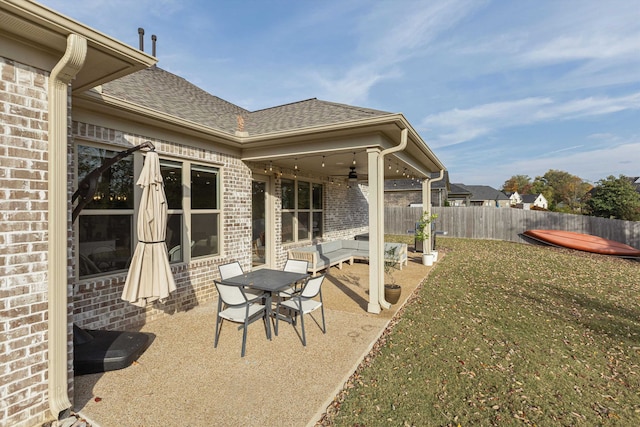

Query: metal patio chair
[213,280,270,357]
[275,274,326,346]
[218,261,264,302]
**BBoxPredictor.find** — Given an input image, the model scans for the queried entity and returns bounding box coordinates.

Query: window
[189,165,220,258]
[77,145,134,277]
[281,179,323,243]
[162,160,183,262]
[76,143,222,278]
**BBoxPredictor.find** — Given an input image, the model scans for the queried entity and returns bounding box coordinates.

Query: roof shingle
[102,67,392,136]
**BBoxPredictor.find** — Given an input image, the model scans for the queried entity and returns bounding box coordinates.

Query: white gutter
[48,33,87,420]
[368,128,408,312]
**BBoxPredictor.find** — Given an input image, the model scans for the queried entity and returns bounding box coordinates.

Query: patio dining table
[219,268,309,336]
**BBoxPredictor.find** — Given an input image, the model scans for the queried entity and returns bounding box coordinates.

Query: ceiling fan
[331,165,366,183]
[348,166,358,181]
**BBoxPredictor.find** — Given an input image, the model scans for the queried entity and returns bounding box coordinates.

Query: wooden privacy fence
[384,206,640,249]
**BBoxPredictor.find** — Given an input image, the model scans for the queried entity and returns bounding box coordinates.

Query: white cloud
[510,141,640,184]
[310,0,484,105]
[423,92,640,147]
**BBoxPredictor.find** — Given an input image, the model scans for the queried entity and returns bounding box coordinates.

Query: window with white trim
[188,165,220,258]
[76,144,221,278]
[281,179,323,243]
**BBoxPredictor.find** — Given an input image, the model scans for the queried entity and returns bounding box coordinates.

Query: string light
[294,158,298,170]
[269,161,273,172]
[322,156,325,167]
[352,152,356,165]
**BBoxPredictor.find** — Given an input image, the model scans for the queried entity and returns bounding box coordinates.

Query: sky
[41,0,640,189]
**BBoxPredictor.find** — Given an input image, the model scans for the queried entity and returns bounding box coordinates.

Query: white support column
[367,148,382,313]
[422,179,432,253]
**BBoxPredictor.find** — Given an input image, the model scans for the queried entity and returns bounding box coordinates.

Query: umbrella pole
[72,141,155,223]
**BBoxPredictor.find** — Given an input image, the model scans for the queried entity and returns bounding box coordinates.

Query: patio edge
[306,270,431,427]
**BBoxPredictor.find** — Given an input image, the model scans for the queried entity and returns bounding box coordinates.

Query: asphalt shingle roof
[102,66,392,136]
[460,185,509,201]
[521,194,540,203]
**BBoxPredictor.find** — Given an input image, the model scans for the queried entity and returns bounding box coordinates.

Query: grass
[320,237,640,426]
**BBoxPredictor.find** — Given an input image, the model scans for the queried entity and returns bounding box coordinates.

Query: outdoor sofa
[288,239,408,276]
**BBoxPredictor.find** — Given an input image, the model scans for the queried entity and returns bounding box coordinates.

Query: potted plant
[415,211,438,266]
[383,246,401,304]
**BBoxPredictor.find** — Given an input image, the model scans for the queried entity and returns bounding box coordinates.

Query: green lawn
[321,238,640,426]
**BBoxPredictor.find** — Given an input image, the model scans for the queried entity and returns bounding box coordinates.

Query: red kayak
[523,229,640,258]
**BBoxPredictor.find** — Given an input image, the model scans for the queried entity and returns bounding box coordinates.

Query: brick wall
[71,124,253,331]
[325,182,369,240]
[385,190,422,207]
[0,58,51,427]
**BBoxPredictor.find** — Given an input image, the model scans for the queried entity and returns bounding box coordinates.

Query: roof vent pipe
[138,27,145,51]
[152,35,157,57]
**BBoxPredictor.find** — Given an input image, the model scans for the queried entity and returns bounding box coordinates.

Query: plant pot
[384,284,402,304]
[431,250,439,262]
[422,253,434,266]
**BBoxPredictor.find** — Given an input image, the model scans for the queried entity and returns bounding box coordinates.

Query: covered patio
[74,251,433,426]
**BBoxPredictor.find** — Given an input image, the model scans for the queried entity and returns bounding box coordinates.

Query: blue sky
[41,0,640,188]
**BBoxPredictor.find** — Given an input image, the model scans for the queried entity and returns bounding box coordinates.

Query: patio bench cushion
[288,239,407,275]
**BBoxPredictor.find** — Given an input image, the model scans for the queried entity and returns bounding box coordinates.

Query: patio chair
[218,261,264,301]
[275,274,326,346]
[213,280,270,357]
[277,259,309,298]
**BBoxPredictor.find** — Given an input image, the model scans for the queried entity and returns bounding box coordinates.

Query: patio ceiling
[242,114,444,181]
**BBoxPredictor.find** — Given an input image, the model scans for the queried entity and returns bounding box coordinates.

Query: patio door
[252,178,269,267]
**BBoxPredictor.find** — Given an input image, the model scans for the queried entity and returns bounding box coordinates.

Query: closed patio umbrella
[122,150,176,307]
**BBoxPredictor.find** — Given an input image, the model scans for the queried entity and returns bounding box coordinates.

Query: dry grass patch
[320,238,640,426]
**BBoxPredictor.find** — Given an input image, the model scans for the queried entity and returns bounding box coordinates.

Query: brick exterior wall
[385,190,422,207]
[71,124,254,331]
[0,58,51,427]
[325,182,369,240]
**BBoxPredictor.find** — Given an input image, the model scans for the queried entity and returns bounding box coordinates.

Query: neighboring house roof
[449,183,472,197]
[384,170,451,191]
[626,176,640,193]
[430,170,450,190]
[521,194,540,203]
[384,179,422,191]
[461,185,509,201]
[102,66,391,136]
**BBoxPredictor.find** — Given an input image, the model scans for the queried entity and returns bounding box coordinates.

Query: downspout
[48,34,87,420]
[372,128,408,311]
[422,169,444,253]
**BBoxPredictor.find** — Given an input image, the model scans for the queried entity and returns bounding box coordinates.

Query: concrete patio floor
[74,252,434,427]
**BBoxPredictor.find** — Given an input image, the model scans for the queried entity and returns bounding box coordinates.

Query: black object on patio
[72,142,157,375]
[73,325,154,376]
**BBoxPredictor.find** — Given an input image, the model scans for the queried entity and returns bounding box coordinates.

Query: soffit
[0,0,156,92]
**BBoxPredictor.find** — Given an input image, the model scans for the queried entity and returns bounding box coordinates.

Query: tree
[531,170,590,213]
[501,175,532,193]
[584,175,640,221]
